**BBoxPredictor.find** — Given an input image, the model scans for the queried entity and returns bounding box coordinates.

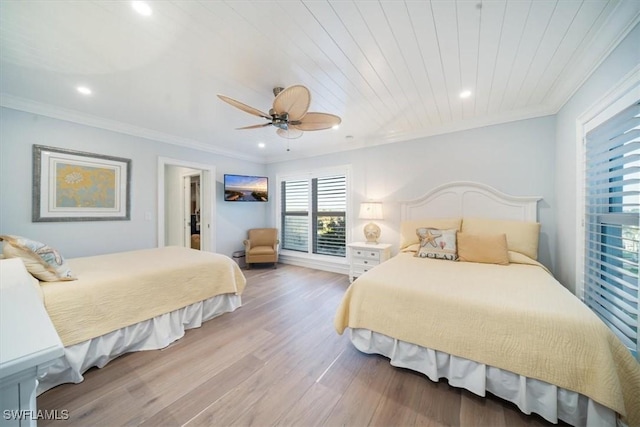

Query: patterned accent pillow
[414,228,458,261]
[0,235,77,281]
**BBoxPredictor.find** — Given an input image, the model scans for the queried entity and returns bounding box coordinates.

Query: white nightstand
[347,242,392,283]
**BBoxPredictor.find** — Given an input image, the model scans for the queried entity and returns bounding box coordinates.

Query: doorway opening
[185,173,201,250]
[157,157,216,252]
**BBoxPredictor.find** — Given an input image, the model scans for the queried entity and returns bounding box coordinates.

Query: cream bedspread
[40,247,246,347]
[334,253,640,426]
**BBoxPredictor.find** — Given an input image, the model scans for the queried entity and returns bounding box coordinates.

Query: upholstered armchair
[243,228,279,269]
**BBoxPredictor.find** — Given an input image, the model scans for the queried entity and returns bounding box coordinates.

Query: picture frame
[32,145,131,222]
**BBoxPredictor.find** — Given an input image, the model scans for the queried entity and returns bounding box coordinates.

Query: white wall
[268,115,557,272]
[0,107,267,259]
[554,22,640,294]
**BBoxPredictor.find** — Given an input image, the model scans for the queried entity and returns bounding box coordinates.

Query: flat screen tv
[224,174,268,202]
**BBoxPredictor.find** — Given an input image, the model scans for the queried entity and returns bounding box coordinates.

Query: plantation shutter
[584,100,639,359]
[314,175,347,256]
[281,180,309,252]
[280,173,347,258]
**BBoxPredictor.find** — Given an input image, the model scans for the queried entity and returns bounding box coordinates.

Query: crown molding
[0,93,264,164]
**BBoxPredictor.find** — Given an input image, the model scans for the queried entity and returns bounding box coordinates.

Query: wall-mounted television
[224,174,268,202]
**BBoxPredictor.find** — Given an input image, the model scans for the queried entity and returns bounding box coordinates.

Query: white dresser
[347,242,392,283]
[0,259,64,427]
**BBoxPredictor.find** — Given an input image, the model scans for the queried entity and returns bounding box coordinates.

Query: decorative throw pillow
[457,232,509,265]
[414,228,458,261]
[461,217,541,260]
[0,235,77,281]
[400,218,462,250]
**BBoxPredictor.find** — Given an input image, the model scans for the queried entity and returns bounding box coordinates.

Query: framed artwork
[32,145,131,222]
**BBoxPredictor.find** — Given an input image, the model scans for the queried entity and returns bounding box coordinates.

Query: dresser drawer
[352,249,381,261]
[347,242,392,283]
[353,258,380,268]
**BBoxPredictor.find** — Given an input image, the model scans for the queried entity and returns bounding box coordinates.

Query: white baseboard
[278,253,349,276]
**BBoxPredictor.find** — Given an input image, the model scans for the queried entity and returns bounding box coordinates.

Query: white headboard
[400,181,541,222]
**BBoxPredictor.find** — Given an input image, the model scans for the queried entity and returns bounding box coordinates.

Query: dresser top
[0,258,64,379]
[347,242,392,250]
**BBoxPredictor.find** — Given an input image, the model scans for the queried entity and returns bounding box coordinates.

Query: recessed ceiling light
[459,90,472,99]
[76,86,92,95]
[332,124,340,130]
[132,1,152,16]
[258,142,265,148]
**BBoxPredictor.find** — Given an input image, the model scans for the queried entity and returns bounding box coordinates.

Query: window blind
[280,174,347,258]
[314,175,347,257]
[281,180,309,252]
[584,101,639,359]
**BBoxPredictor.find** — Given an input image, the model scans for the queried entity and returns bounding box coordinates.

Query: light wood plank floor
[38,264,565,427]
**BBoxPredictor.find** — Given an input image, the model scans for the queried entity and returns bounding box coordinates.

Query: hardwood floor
[38,264,563,427]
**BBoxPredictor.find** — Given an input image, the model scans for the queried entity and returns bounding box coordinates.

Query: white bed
[13,246,248,395]
[335,182,640,427]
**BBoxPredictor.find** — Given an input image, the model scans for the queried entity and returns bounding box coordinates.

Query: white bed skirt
[37,293,242,395]
[350,328,618,427]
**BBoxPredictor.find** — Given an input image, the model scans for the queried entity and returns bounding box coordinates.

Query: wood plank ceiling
[1,1,638,163]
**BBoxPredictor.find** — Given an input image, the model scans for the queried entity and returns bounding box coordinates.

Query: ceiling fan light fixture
[217,84,341,140]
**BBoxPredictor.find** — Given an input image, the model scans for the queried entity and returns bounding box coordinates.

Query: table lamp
[359,202,383,244]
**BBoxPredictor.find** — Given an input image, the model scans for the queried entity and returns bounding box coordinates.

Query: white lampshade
[359,202,383,220]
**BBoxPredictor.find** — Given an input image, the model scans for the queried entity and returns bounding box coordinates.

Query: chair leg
[273,262,277,269]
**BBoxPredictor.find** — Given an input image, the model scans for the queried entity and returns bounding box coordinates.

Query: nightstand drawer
[352,249,381,260]
[353,258,379,268]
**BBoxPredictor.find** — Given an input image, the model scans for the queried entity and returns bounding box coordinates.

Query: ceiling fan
[217,85,341,139]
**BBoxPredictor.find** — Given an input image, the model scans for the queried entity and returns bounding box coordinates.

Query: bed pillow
[0,235,76,281]
[401,243,420,253]
[461,217,541,260]
[400,218,462,250]
[457,232,509,265]
[414,228,458,261]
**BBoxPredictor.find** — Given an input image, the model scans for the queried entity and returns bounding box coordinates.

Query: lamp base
[363,222,381,244]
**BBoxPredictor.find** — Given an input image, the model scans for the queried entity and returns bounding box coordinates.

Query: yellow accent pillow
[399,218,462,250]
[457,232,509,265]
[461,217,541,260]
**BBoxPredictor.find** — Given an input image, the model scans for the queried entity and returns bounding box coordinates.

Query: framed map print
[32,145,131,222]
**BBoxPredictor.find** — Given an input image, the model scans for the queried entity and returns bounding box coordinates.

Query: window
[280,173,347,258]
[584,100,639,359]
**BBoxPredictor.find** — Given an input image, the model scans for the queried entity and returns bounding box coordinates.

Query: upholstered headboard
[400,181,541,222]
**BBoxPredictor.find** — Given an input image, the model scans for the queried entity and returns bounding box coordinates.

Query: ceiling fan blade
[276,127,303,139]
[236,123,272,130]
[294,112,341,131]
[273,85,310,121]
[217,94,270,119]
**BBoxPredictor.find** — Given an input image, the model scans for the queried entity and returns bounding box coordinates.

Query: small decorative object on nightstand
[359,202,383,244]
[347,242,392,283]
